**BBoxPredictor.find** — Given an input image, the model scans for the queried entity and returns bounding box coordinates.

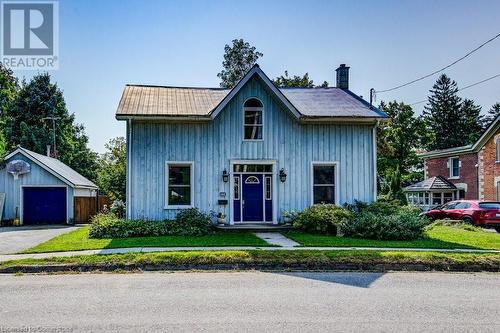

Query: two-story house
[115,64,387,224]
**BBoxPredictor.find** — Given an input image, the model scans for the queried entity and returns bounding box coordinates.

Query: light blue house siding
[127,76,376,222]
[0,153,74,221]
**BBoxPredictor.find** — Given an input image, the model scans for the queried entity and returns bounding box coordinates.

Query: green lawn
[2,250,499,272]
[23,227,272,253]
[285,224,500,250]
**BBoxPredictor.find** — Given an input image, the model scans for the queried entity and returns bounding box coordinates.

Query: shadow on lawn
[275,272,385,288]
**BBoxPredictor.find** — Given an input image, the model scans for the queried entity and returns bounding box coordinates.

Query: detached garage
[0,147,99,225]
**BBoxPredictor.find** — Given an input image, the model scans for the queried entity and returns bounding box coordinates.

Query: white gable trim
[210,65,302,120]
[4,148,77,188]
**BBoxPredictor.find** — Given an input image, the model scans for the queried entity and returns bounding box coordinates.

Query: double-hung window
[166,162,193,207]
[449,157,460,178]
[312,163,336,204]
[496,139,500,163]
[243,98,263,140]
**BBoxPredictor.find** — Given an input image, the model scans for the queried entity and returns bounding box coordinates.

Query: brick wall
[481,128,500,200]
[424,153,478,199]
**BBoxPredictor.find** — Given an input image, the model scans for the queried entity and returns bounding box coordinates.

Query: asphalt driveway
[0,225,79,254]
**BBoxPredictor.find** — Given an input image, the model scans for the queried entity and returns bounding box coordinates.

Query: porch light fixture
[222,169,229,183]
[279,168,287,183]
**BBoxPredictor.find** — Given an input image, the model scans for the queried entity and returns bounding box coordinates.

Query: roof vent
[335,64,350,90]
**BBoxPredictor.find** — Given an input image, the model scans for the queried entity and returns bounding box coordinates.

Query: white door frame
[229,160,277,225]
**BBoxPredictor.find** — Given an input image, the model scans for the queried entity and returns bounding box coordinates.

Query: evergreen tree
[423,74,464,150]
[217,39,263,88]
[4,73,98,180]
[0,64,18,157]
[483,102,500,129]
[460,99,483,143]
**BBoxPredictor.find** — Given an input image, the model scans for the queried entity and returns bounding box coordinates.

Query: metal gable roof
[4,147,98,189]
[115,65,387,121]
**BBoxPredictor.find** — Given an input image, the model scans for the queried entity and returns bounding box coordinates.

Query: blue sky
[11,0,500,152]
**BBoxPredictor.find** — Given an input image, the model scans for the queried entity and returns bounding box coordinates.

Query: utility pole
[43,116,61,158]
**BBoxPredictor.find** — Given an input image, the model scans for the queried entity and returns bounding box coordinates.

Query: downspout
[127,118,132,219]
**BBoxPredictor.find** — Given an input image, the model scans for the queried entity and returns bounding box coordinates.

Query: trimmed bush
[89,208,213,239]
[292,204,354,235]
[340,203,427,240]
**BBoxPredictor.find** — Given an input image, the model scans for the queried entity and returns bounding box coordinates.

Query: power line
[375,32,500,93]
[409,73,500,106]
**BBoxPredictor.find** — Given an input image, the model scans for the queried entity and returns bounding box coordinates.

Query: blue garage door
[23,187,67,225]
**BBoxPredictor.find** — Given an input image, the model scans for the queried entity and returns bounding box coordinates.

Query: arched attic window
[243,98,263,140]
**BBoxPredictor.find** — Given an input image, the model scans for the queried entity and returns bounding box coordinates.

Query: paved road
[0,225,79,254]
[1,272,499,332]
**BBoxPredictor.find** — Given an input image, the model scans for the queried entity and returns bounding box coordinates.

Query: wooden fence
[74,195,110,223]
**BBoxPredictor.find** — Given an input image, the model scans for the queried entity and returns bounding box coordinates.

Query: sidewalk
[1,246,498,263]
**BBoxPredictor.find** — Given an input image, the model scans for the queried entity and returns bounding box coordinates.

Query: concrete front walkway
[255,232,300,247]
[0,225,80,254]
[0,246,498,263]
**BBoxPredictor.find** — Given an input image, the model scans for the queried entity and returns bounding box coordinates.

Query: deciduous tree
[96,137,126,202]
[217,39,263,88]
[273,71,329,88]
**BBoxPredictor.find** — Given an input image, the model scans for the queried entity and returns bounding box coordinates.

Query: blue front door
[242,174,264,222]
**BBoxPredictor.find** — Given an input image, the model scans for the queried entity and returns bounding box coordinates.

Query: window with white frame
[312,163,336,204]
[449,157,460,178]
[243,98,263,140]
[496,138,500,163]
[166,162,193,206]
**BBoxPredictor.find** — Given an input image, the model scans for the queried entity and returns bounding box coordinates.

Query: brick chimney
[335,64,350,89]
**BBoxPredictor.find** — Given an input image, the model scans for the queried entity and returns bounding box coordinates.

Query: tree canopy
[273,71,329,88]
[377,101,429,185]
[3,73,98,181]
[96,137,126,202]
[423,74,483,150]
[217,39,263,88]
[483,102,500,129]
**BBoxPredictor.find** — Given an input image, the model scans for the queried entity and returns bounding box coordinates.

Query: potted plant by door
[282,209,297,225]
[217,212,226,225]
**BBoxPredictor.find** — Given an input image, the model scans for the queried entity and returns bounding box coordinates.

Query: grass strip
[2,250,499,273]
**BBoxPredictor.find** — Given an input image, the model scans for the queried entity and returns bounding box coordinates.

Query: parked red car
[422,200,500,232]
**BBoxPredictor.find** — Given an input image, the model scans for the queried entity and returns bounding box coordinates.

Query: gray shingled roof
[404,176,457,192]
[116,85,385,119]
[6,147,98,189]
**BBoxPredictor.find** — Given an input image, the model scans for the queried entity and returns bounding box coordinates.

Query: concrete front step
[215,223,293,231]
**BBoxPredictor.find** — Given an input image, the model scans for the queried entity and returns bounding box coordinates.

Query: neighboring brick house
[418,116,500,202]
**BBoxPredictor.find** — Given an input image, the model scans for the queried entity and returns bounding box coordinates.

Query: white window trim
[165,161,194,209]
[242,97,264,142]
[310,161,339,206]
[496,138,500,163]
[448,156,460,179]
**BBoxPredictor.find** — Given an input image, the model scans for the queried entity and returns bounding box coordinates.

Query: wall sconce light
[222,169,229,183]
[279,168,287,183]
